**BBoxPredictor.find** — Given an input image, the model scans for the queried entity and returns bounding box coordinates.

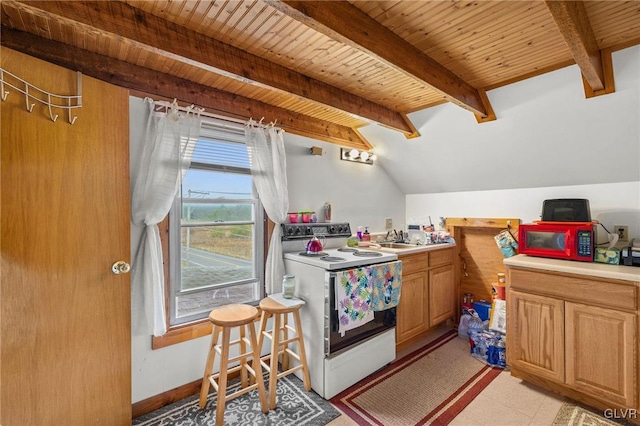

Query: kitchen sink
[377,242,418,248]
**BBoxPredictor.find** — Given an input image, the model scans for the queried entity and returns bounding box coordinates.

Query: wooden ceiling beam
[0,26,372,150]
[264,0,492,120]
[10,1,414,135]
[544,0,606,92]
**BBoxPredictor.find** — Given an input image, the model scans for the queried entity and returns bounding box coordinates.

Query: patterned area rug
[553,402,635,426]
[133,372,340,425]
[331,329,502,425]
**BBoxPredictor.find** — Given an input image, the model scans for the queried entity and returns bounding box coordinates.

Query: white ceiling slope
[360,45,640,195]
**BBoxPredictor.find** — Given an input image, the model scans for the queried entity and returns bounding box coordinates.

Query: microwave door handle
[565,231,575,256]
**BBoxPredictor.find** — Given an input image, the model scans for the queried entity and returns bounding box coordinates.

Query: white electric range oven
[281,222,400,399]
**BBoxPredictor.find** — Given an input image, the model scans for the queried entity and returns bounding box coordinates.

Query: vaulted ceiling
[2,1,639,149]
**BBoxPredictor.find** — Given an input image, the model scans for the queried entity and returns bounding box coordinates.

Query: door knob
[111,261,131,275]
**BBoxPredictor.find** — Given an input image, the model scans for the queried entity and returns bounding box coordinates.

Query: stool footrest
[208,363,261,392]
[214,340,255,365]
[276,335,299,346]
[284,348,301,362]
[277,364,303,379]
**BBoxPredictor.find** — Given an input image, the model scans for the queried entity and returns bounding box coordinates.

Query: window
[168,121,264,326]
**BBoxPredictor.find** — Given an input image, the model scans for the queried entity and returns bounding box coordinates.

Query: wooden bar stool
[257,295,311,409]
[199,304,268,425]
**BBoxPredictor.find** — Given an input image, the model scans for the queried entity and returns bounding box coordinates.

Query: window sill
[151,320,212,349]
[151,305,264,349]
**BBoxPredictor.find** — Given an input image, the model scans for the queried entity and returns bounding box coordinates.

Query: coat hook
[47,94,58,122]
[0,71,7,101]
[25,85,35,112]
[67,97,77,124]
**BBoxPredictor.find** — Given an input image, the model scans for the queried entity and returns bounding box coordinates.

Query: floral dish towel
[335,268,374,337]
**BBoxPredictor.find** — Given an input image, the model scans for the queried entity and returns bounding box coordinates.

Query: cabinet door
[396,271,428,345]
[565,302,637,407]
[429,264,454,326]
[508,290,564,382]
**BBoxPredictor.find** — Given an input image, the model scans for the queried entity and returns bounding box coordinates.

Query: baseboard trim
[132,378,202,418]
[131,368,251,418]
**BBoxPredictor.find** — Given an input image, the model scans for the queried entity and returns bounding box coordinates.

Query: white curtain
[131,99,201,336]
[245,121,289,294]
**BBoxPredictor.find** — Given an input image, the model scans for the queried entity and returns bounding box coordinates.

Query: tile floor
[326,327,567,426]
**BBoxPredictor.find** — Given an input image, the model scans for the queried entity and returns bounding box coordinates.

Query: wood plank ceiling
[1,1,639,149]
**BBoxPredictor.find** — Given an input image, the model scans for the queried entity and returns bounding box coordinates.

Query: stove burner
[352,250,383,257]
[337,247,358,252]
[298,251,328,257]
[321,256,347,262]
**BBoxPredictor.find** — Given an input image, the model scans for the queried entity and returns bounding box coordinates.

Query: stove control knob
[293,227,301,235]
[329,225,335,234]
[305,226,312,235]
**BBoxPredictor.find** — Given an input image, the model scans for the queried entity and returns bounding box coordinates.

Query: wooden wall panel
[446,218,520,315]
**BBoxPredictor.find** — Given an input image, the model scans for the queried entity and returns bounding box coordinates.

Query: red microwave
[518,222,595,262]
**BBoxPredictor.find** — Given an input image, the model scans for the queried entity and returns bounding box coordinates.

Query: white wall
[284,133,406,233]
[407,181,640,244]
[129,97,405,403]
[359,45,640,195]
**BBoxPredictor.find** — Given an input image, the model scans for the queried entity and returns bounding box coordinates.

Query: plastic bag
[458,308,473,339]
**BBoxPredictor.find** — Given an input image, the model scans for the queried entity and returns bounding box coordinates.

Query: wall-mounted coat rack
[0,68,82,124]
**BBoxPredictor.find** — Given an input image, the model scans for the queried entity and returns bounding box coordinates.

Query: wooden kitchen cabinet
[396,247,455,350]
[507,290,565,383]
[565,302,636,407]
[506,257,639,412]
[427,248,455,327]
[397,271,429,344]
[396,252,429,346]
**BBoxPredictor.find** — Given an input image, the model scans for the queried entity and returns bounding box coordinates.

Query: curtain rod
[148,98,281,132]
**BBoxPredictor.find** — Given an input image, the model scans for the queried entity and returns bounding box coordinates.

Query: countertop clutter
[374,242,456,255]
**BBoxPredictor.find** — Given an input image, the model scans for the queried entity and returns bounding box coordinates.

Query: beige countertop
[504,254,640,282]
[371,242,456,255]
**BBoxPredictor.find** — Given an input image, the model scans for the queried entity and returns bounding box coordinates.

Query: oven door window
[328,308,396,355]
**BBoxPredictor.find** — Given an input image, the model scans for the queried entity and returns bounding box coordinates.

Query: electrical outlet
[614,225,629,241]
[385,217,393,230]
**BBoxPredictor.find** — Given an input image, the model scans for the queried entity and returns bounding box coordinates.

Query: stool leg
[268,313,281,409]
[216,327,231,426]
[257,310,269,352]
[239,324,248,388]
[248,319,268,414]
[251,311,269,386]
[281,313,290,371]
[199,325,220,408]
[292,310,312,391]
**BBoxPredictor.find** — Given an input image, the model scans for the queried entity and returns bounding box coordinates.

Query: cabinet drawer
[399,252,428,275]
[429,248,454,268]
[509,268,637,311]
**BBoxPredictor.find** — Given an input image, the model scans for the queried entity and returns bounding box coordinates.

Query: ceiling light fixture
[340,148,376,165]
